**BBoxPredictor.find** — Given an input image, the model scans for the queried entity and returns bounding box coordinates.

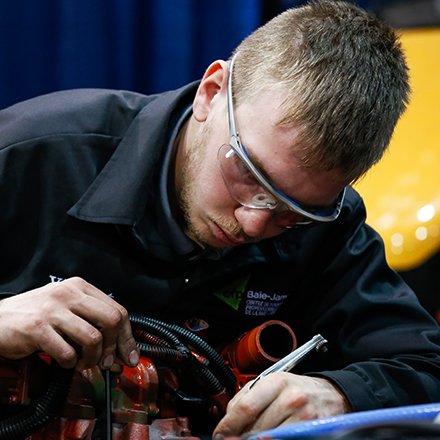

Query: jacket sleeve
[289,187,440,411]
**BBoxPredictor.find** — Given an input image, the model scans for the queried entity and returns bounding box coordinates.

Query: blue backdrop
[0,0,397,109]
[0,0,261,109]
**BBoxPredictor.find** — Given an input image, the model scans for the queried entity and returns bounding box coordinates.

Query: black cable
[137,342,189,364]
[104,369,112,440]
[0,361,74,440]
[137,337,225,395]
[132,318,189,353]
[0,314,234,439]
[129,314,237,396]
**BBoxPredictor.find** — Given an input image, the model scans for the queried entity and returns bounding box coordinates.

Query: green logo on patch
[214,275,250,311]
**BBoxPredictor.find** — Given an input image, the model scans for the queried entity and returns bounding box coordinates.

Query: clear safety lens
[217,145,309,228]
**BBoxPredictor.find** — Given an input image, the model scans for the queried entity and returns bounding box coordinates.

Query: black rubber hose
[138,342,224,395]
[0,362,74,440]
[129,314,236,396]
[184,360,225,396]
[0,314,234,439]
[137,343,189,364]
[132,318,189,353]
[137,342,224,395]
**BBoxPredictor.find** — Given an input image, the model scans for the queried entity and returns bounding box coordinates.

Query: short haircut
[232,0,410,182]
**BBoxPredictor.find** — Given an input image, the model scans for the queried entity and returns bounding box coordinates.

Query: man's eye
[234,156,254,178]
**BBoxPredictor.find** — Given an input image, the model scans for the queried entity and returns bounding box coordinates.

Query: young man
[0,0,439,436]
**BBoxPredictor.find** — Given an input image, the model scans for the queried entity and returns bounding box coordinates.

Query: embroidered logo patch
[214,275,288,316]
[214,275,250,311]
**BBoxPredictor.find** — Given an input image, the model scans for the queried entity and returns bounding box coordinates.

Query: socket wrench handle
[249,334,328,389]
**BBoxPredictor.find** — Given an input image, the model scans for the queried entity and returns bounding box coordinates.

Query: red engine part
[0,354,197,440]
[220,320,297,391]
[0,319,296,440]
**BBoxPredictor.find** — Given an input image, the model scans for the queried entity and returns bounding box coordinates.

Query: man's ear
[192,60,229,122]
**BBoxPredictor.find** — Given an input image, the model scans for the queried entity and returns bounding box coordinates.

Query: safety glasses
[218,52,346,228]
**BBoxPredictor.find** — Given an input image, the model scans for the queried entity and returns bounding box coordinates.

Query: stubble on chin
[176,122,250,248]
[178,160,249,247]
[177,126,209,247]
[178,172,204,246]
[179,177,248,248]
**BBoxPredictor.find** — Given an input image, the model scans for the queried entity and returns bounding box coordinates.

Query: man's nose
[234,206,276,238]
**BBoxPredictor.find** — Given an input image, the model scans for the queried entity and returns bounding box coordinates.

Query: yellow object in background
[354,28,440,271]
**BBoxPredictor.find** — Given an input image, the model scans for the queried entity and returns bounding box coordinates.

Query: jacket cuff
[306,369,383,412]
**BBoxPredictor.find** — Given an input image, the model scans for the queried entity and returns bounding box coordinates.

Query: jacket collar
[68,82,199,225]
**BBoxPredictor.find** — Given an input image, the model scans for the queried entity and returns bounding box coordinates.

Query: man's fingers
[0,277,138,371]
[49,311,105,369]
[54,278,138,368]
[214,384,270,436]
[98,315,135,370]
[245,389,309,433]
[214,375,292,437]
[36,327,79,369]
[72,295,139,368]
[215,373,349,437]
[115,319,140,367]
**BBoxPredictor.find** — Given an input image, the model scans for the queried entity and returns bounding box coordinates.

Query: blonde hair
[231,0,410,182]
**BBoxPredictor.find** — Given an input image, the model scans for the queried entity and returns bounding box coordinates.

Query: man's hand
[213,372,350,437]
[0,277,139,371]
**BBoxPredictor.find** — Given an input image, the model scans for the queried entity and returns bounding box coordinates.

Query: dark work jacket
[0,84,439,412]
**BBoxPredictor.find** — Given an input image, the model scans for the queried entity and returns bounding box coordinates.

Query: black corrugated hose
[0,314,236,439]
[0,361,74,440]
[129,313,237,397]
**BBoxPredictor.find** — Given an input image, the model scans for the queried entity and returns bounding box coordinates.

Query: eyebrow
[242,143,337,211]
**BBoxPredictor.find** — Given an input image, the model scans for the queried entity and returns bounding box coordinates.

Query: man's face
[177,89,346,250]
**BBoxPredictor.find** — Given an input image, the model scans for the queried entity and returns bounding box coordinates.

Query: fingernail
[102,354,114,369]
[129,350,139,366]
